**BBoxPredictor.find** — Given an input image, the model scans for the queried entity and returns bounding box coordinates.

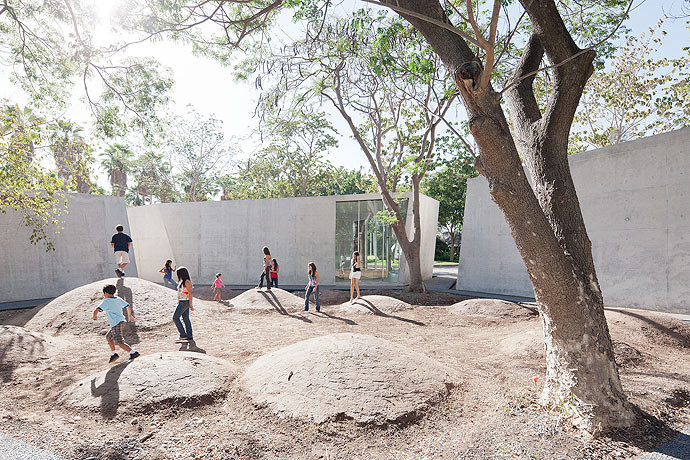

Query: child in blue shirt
[93,284,140,363]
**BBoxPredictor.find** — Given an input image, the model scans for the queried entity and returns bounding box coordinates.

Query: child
[270,259,279,288]
[110,225,133,277]
[173,266,194,342]
[159,259,176,289]
[212,273,225,301]
[257,246,272,291]
[93,284,140,363]
[304,262,320,312]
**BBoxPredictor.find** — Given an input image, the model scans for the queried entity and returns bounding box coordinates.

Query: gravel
[0,432,63,460]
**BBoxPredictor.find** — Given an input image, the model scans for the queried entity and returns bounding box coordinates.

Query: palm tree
[101,144,134,197]
[49,120,92,193]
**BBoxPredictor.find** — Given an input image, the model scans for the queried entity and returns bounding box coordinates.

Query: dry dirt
[0,279,689,460]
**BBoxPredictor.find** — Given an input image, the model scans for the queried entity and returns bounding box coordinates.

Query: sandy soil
[0,280,689,460]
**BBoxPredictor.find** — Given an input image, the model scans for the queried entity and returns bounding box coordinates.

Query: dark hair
[272,259,278,269]
[176,266,191,288]
[116,225,124,232]
[308,262,317,275]
[103,284,117,295]
[165,259,173,270]
[216,273,222,278]
[352,251,360,266]
[262,246,271,256]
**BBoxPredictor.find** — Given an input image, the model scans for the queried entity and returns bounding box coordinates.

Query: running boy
[93,284,140,363]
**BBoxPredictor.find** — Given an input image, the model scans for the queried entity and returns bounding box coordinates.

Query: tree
[370,0,636,431]
[423,138,478,261]
[261,109,339,197]
[49,120,94,194]
[0,102,66,249]
[168,107,229,202]
[252,12,458,292]
[570,22,690,152]
[132,150,176,204]
[101,144,134,197]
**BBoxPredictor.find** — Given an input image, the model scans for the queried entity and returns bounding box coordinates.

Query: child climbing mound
[93,284,139,363]
[160,259,176,289]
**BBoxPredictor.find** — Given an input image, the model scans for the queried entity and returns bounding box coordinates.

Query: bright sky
[1,0,688,188]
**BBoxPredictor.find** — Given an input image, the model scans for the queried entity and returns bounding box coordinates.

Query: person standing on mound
[211,273,225,301]
[270,259,279,288]
[304,262,320,312]
[349,251,362,304]
[93,284,139,363]
[257,246,272,291]
[111,225,133,278]
[159,259,176,289]
[173,266,194,342]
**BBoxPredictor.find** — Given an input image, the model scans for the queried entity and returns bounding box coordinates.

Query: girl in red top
[270,259,279,288]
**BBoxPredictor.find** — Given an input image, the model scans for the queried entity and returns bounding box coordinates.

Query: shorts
[115,251,130,264]
[105,321,126,345]
[349,271,361,280]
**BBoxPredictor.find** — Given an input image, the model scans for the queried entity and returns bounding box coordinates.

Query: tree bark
[386,0,634,433]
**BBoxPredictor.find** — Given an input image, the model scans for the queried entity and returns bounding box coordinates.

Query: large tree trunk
[448,232,456,261]
[388,0,634,433]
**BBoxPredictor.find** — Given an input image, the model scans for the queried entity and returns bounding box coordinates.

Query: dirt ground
[1,281,689,460]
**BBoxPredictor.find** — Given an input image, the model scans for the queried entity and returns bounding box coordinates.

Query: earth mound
[59,352,236,417]
[448,299,537,319]
[498,327,544,357]
[230,288,304,312]
[25,277,177,336]
[336,295,412,315]
[242,333,457,425]
[0,325,71,364]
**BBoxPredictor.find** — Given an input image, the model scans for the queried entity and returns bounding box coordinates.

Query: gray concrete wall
[457,127,690,313]
[0,194,136,302]
[129,192,438,287]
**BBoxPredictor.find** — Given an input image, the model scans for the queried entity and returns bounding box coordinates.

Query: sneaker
[129,351,140,360]
[316,307,320,312]
[266,287,271,291]
[109,353,120,363]
[115,269,125,278]
[304,307,309,311]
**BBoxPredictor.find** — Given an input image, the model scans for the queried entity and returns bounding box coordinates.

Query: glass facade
[335,199,408,284]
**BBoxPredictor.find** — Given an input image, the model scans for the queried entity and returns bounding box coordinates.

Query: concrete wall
[0,194,136,302]
[129,192,439,287]
[457,127,690,313]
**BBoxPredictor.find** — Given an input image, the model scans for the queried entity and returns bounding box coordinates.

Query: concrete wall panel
[1,194,136,302]
[457,127,690,313]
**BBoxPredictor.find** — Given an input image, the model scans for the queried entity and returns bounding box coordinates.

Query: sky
[1,0,689,189]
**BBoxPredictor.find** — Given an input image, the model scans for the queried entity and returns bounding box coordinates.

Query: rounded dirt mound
[230,288,304,312]
[242,333,457,425]
[25,278,177,336]
[0,325,71,364]
[448,299,537,319]
[336,296,412,315]
[498,327,544,358]
[59,352,236,418]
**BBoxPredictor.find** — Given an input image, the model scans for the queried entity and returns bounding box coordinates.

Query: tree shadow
[0,331,46,383]
[116,278,140,345]
[606,308,690,348]
[259,291,312,323]
[312,310,357,326]
[606,405,687,456]
[179,339,206,354]
[353,298,426,326]
[90,361,131,419]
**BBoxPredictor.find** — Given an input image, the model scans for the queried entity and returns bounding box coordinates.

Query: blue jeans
[259,266,272,288]
[163,277,176,289]
[271,277,278,288]
[173,300,193,339]
[305,285,320,310]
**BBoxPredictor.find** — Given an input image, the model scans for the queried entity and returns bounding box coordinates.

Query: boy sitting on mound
[93,284,140,363]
